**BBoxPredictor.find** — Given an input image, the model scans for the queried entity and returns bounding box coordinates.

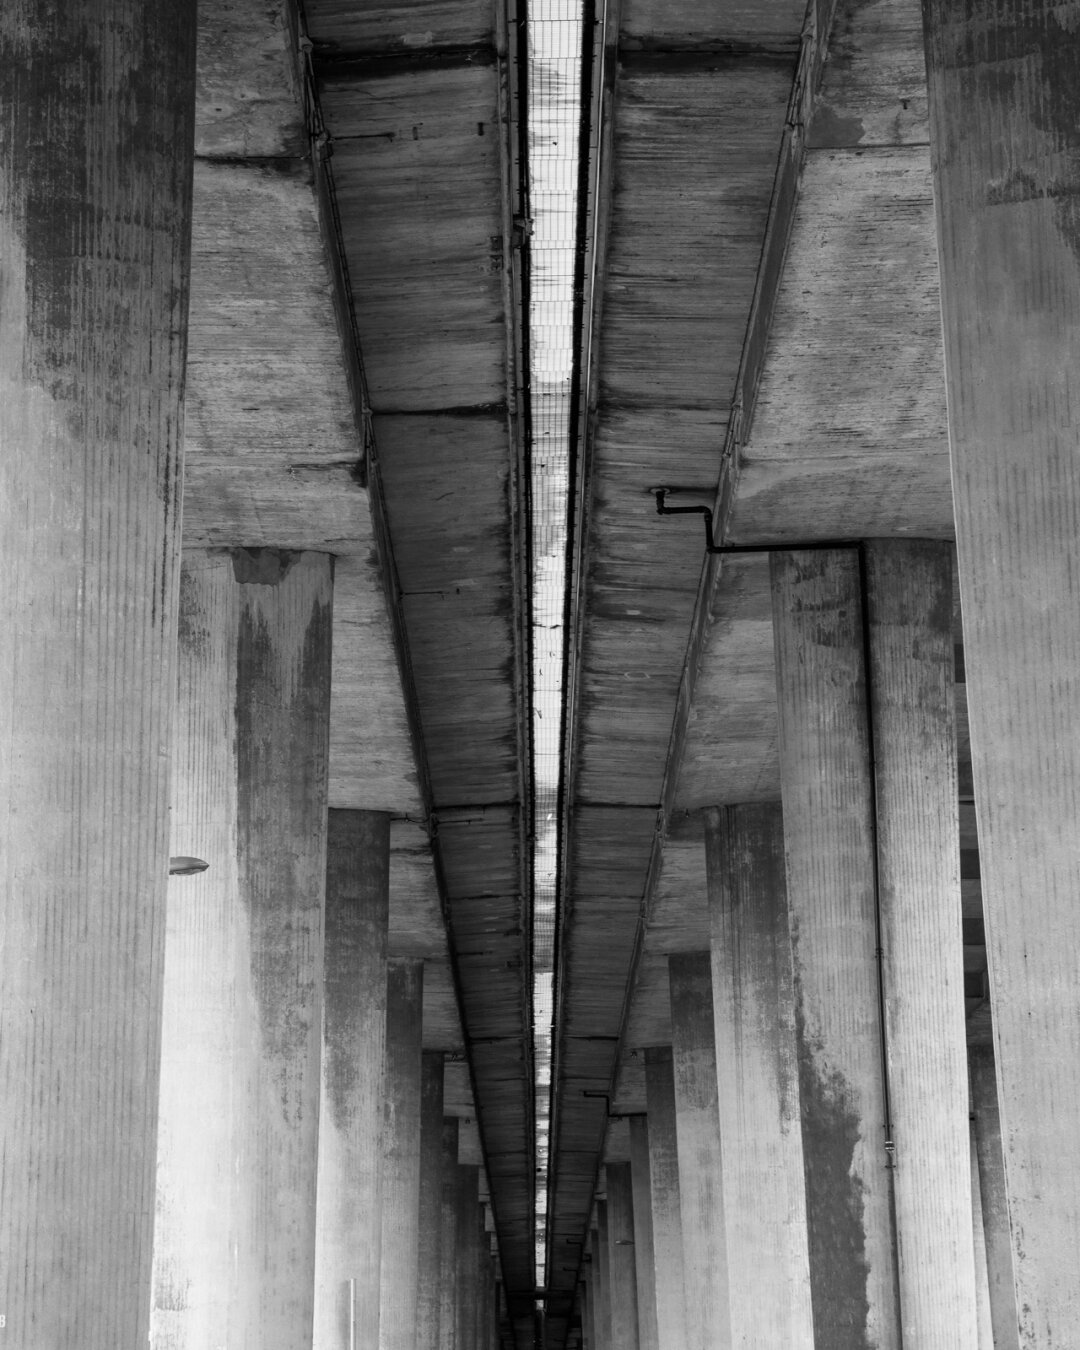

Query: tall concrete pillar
[668,952,731,1350]
[153,550,333,1348]
[582,1266,595,1350]
[439,1119,461,1350]
[455,1164,481,1350]
[970,1119,996,1350]
[629,1117,660,1350]
[705,803,814,1349]
[923,2,1080,1339]
[0,6,195,1344]
[314,809,390,1350]
[606,1161,640,1350]
[771,549,898,1348]
[417,1052,447,1350]
[866,540,978,1345]
[380,959,425,1350]
[595,1208,613,1350]
[643,1046,688,1350]
[969,1045,1019,1350]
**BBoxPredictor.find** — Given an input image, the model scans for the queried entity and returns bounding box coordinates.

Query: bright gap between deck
[528,0,583,1306]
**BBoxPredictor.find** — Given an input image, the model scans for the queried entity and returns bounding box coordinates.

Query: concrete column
[478,1230,495,1350]
[595,1209,613,1350]
[439,1119,461,1350]
[606,1161,640,1350]
[771,549,898,1348]
[582,1266,595,1350]
[970,1045,1019,1350]
[417,1053,447,1350]
[706,803,814,1349]
[629,1117,660,1350]
[923,2,1080,1339]
[380,959,425,1349]
[866,540,978,1346]
[643,1047,688,1350]
[455,1165,481,1350]
[153,550,332,1349]
[970,1120,996,1350]
[0,6,195,1345]
[668,952,731,1350]
[314,809,390,1350]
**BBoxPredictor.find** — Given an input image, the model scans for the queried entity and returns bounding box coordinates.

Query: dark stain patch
[230,547,299,586]
[316,41,497,79]
[616,39,799,72]
[795,1003,874,1349]
[957,4,1080,264]
[807,103,867,149]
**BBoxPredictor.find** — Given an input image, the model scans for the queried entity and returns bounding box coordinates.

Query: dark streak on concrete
[176,564,207,658]
[794,993,874,1349]
[616,40,799,71]
[316,41,497,79]
[235,585,331,1122]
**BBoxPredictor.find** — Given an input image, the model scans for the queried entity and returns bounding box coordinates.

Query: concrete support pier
[923,1,1080,1339]
[595,1205,613,1350]
[417,1053,447,1350]
[153,550,333,1349]
[771,549,898,1348]
[438,1118,461,1350]
[970,1045,1020,1350]
[606,1161,641,1350]
[643,1047,688,1350]
[706,802,814,1349]
[314,809,391,1350]
[866,540,978,1346]
[455,1164,481,1349]
[668,952,731,1350]
[380,959,425,1350]
[629,1116,660,1350]
[0,6,196,1344]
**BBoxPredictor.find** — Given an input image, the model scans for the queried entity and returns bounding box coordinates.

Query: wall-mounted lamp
[169,857,209,876]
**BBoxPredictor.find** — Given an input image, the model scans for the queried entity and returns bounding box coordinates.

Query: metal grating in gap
[528,0,583,1299]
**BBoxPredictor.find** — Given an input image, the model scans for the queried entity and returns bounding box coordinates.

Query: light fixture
[169,856,209,876]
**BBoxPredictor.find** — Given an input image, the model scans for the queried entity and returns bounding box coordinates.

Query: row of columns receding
[153,551,504,1349]
[578,542,1019,1350]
